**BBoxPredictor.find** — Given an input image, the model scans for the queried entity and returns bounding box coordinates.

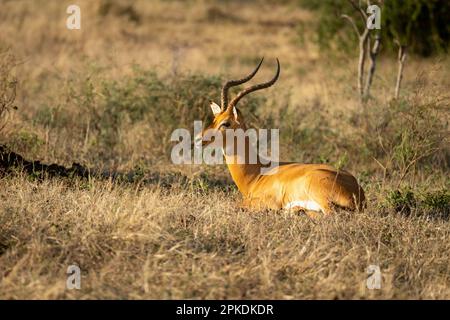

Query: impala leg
[238,199,252,211]
[287,207,323,222]
[304,210,322,221]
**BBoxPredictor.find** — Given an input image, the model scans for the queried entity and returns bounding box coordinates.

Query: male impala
[195,58,365,218]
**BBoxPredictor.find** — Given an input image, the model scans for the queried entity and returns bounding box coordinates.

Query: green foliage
[298,0,450,56]
[42,65,262,162]
[9,130,45,155]
[387,188,449,219]
[300,0,359,53]
[382,0,450,56]
[422,190,450,216]
[387,189,416,214]
[95,67,224,154]
[98,0,141,24]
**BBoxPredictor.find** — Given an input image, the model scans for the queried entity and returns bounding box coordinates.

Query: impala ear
[210,101,221,116]
[232,106,239,123]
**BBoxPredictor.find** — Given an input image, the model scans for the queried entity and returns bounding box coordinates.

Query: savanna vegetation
[0,0,449,299]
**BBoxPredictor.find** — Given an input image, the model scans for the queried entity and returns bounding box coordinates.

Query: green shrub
[297,0,358,54]
[98,0,141,24]
[387,189,416,214]
[422,190,450,217]
[9,130,45,155]
[387,188,449,219]
[298,0,450,56]
[96,67,224,156]
[382,0,450,56]
[48,65,262,163]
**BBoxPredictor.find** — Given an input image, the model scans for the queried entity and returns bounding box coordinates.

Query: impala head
[195,58,280,148]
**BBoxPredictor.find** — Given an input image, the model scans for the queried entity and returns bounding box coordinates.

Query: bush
[95,67,225,158]
[298,0,450,56]
[382,0,450,56]
[422,190,450,217]
[42,66,262,163]
[387,188,449,219]
[8,130,45,156]
[98,0,141,24]
[387,189,416,214]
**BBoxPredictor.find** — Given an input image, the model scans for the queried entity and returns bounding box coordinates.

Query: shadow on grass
[0,144,233,192]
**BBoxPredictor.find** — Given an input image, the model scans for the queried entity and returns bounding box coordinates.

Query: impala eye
[220,122,231,129]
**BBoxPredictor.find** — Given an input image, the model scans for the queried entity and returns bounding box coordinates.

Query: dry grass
[0,0,449,299]
[1,175,449,299]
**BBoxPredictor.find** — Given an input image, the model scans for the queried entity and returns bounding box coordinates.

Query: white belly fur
[284,200,322,212]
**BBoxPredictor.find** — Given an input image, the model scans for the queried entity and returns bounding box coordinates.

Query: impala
[195,58,365,218]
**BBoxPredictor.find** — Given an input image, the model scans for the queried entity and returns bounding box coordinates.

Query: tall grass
[4,57,448,179]
[0,50,17,134]
[1,0,449,299]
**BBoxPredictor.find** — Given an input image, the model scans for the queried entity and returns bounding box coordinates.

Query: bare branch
[394,42,407,99]
[348,0,367,23]
[363,34,381,99]
[356,28,370,101]
[342,0,375,103]
[341,14,361,37]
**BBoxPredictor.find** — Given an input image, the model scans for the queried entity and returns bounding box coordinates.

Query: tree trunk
[395,46,407,99]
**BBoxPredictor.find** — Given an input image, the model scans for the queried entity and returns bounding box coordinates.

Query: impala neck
[223,134,263,197]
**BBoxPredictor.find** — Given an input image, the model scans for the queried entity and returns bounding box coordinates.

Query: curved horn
[227,58,280,110]
[221,57,264,111]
